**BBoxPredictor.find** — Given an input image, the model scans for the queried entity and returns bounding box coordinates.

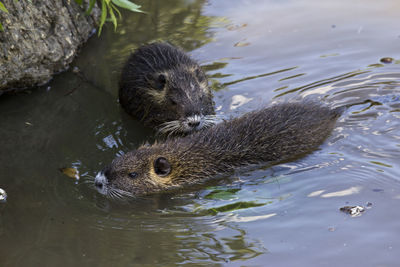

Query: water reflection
[105,0,220,66]
[1,0,400,265]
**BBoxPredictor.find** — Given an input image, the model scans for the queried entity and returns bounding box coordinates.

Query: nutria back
[95,103,341,197]
[119,42,216,135]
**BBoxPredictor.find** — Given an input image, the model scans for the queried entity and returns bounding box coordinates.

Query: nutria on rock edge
[95,103,342,198]
[119,42,216,135]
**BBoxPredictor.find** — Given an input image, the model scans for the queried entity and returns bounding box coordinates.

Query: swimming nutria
[119,42,216,135]
[95,103,342,198]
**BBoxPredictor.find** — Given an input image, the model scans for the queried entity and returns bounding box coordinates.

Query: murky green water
[1,0,400,266]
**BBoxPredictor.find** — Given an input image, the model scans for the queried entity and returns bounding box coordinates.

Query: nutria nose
[95,181,103,188]
[188,121,200,127]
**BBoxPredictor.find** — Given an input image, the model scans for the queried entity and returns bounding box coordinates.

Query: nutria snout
[95,103,342,198]
[119,42,216,135]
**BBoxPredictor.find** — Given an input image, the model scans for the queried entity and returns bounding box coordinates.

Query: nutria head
[119,42,216,135]
[94,146,189,198]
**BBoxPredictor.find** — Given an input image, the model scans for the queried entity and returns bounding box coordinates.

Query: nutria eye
[155,74,166,91]
[128,172,138,179]
[154,157,171,177]
[146,73,166,91]
[170,99,177,105]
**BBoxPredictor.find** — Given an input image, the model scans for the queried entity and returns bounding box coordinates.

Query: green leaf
[204,201,266,215]
[0,22,3,31]
[111,0,144,13]
[85,0,96,15]
[98,0,108,36]
[0,2,9,13]
[110,2,122,19]
[108,3,117,31]
[74,0,83,5]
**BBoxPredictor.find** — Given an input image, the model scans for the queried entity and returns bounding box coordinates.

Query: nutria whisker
[108,189,122,201]
[107,188,121,200]
[81,180,95,185]
[157,114,220,135]
[108,187,134,200]
[158,121,180,131]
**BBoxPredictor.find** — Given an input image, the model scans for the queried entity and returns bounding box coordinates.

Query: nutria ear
[146,73,167,91]
[154,157,171,177]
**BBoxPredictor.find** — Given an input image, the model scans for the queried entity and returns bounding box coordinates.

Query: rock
[340,205,365,217]
[0,188,6,202]
[380,57,394,64]
[0,0,100,94]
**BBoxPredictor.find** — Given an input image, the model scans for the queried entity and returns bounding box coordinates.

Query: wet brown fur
[119,42,215,131]
[99,103,342,196]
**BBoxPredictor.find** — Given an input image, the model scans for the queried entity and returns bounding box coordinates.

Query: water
[1,0,400,266]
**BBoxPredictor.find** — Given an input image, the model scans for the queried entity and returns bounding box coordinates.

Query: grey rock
[0,0,100,94]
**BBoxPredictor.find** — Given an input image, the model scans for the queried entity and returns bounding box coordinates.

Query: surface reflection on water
[1,0,400,266]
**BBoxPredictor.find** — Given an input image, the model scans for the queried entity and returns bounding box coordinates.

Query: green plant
[0,1,8,31]
[75,0,144,36]
[0,0,143,33]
